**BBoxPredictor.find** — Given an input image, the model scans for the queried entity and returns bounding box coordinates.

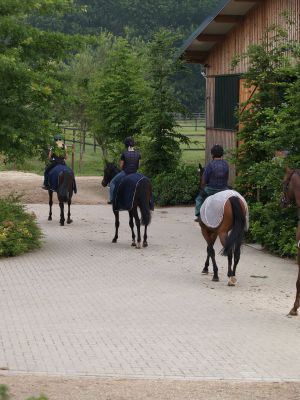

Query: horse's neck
[112,167,120,177]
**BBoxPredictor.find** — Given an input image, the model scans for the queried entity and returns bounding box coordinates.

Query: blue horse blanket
[113,173,153,211]
[48,164,77,193]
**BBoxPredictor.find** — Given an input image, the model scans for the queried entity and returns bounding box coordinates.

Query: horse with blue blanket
[47,164,77,226]
[102,162,153,248]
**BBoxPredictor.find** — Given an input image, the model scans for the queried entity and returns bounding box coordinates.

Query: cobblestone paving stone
[0,205,299,381]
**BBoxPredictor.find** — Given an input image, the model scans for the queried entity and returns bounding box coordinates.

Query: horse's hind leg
[227,249,236,286]
[208,244,219,282]
[48,191,53,221]
[201,228,218,280]
[202,247,210,274]
[59,202,65,226]
[129,211,136,246]
[112,210,119,243]
[67,197,73,224]
[133,208,141,249]
[143,225,148,247]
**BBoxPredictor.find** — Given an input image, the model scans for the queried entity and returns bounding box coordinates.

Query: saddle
[200,190,249,230]
[48,165,77,193]
[113,173,153,211]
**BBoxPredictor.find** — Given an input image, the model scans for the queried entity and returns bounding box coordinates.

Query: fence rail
[59,114,206,169]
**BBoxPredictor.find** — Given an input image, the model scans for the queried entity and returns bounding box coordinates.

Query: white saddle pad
[200,190,249,230]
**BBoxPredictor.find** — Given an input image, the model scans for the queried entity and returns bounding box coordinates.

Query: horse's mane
[106,161,120,175]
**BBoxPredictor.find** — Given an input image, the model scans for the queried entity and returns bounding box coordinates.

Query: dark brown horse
[48,169,75,226]
[281,167,300,316]
[102,162,152,248]
[198,166,248,286]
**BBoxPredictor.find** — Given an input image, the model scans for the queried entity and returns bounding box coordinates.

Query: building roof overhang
[180,0,263,64]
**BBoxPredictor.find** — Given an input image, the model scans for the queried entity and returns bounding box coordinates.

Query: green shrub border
[0,197,42,257]
[152,164,199,207]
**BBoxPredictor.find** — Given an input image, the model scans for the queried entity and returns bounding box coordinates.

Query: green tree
[31,0,220,38]
[89,37,146,159]
[233,23,300,202]
[232,21,300,256]
[0,0,82,162]
[31,0,221,113]
[63,34,114,167]
[139,29,189,177]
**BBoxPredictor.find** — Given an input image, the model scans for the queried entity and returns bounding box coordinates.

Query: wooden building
[180,0,300,179]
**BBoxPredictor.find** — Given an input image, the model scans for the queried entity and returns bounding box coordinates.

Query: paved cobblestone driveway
[0,205,299,381]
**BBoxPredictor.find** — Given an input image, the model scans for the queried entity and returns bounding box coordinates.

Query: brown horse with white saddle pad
[198,186,249,286]
[281,167,300,316]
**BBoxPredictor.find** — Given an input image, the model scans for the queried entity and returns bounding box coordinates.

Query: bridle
[102,164,120,187]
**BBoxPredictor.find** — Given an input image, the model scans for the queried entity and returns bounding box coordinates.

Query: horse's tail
[222,196,246,256]
[138,178,152,226]
[58,171,73,203]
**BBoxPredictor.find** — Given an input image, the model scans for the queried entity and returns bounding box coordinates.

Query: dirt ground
[1,375,300,400]
[1,171,300,399]
[0,171,108,205]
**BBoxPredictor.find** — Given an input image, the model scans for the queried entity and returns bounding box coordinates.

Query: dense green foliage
[0,0,84,162]
[233,24,300,256]
[31,0,220,38]
[152,164,199,206]
[89,37,146,159]
[30,0,221,112]
[0,197,42,257]
[139,30,189,177]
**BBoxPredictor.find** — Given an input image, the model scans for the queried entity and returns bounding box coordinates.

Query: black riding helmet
[211,144,224,158]
[124,137,134,148]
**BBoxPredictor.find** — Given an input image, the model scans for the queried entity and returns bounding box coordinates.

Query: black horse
[48,169,75,226]
[102,162,152,248]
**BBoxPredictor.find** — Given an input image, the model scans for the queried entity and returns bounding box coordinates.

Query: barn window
[214,75,240,130]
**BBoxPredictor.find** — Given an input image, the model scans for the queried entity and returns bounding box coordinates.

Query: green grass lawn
[0,125,206,175]
[179,125,205,165]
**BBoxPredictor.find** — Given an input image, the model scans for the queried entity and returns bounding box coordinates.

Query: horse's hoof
[136,242,141,249]
[112,238,117,243]
[60,222,64,226]
[131,242,136,247]
[288,309,298,316]
[143,242,148,248]
[202,268,209,274]
[48,217,52,221]
[67,219,73,224]
[212,276,219,282]
[228,277,237,286]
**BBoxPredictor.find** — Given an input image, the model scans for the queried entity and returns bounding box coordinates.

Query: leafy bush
[232,24,300,258]
[152,164,199,206]
[248,201,297,257]
[0,197,42,257]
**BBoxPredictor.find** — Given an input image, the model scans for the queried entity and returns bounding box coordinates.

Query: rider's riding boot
[194,214,201,223]
[42,179,49,190]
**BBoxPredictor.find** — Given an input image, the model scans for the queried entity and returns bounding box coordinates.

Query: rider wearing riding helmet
[42,134,68,189]
[194,144,229,222]
[108,137,141,204]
